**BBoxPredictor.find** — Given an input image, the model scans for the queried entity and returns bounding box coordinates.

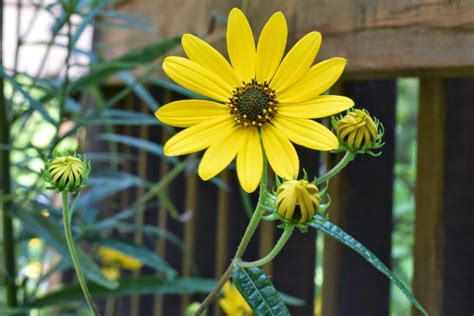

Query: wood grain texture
[413,78,446,316]
[98,0,474,76]
[413,78,474,316]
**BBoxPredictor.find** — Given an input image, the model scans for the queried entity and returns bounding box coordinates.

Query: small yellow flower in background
[101,266,121,281]
[219,282,252,316]
[334,108,383,153]
[276,180,320,224]
[155,8,354,192]
[43,154,90,192]
[97,246,143,271]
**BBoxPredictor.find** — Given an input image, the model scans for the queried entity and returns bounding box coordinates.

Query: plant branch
[61,192,99,315]
[316,151,355,185]
[1,0,17,307]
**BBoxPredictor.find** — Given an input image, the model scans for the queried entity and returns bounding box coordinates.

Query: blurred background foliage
[0,0,419,315]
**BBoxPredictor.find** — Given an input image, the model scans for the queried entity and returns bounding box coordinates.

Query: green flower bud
[43,155,90,192]
[333,108,384,154]
[276,180,320,224]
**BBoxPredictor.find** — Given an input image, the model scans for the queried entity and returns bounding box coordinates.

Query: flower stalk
[316,151,355,185]
[235,225,295,268]
[61,191,99,316]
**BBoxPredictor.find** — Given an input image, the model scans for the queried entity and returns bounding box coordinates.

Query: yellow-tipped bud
[335,109,382,152]
[43,155,90,192]
[276,180,320,224]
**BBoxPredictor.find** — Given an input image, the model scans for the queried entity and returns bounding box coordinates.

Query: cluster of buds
[332,108,384,155]
[43,154,90,193]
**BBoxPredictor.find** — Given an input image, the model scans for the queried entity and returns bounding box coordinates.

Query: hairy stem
[235,225,294,268]
[61,192,99,316]
[193,156,268,315]
[316,151,355,185]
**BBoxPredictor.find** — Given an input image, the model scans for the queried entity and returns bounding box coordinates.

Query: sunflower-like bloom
[43,155,90,192]
[276,180,320,224]
[335,108,383,153]
[155,8,354,192]
[219,281,252,316]
[97,247,143,271]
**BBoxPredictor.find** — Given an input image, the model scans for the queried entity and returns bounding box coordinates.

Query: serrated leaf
[309,215,428,316]
[28,276,215,307]
[96,240,177,278]
[13,210,118,289]
[233,266,290,316]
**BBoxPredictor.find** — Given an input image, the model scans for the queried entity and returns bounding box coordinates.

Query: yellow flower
[43,155,90,192]
[335,108,382,152]
[219,282,253,316]
[97,247,143,271]
[155,8,353,192]
[101,266,121,281]
[276,179,320,223]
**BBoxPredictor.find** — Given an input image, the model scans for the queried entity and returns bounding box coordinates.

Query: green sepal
[309,215,428,316]
[232,266,290,316]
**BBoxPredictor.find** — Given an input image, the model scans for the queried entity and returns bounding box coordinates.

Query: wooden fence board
[322,80,396,316]
[100,0,474,76]
[413,78,474,316]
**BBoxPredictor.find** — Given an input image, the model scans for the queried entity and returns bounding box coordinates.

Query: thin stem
[316,151,355,185]
[193,156,268,315]
[235,226,294,268]
[1,0,17,306]
[61,192,99,316]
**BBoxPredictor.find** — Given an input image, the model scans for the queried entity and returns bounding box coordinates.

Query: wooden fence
[96,1,474,315]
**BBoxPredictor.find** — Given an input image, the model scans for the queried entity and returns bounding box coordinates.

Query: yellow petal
[164,117,232,156]
[270,32,322,92]
[227,8,256,82]
[255,12,287,82]
[262,124,299,179]
[278,95,354,119]
[278,57,347,103]
[182,34,241,87]
[273,116,338,150]
[198,125,243,180]
[236,128,262,192]
[163,57,233,103]
[155,100,229,127]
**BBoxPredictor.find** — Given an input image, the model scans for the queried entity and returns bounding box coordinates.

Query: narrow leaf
[29,277,215,307]
[309,215,428,316]
[233,266,290,316]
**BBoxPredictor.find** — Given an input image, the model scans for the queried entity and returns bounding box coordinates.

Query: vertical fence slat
[442,79,474,315]
[322,80,396,316]
[413,78,474,316]
[413,78,445,316]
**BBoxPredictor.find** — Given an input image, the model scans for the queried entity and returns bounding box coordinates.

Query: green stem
[193,156,268,315]
[0,0,17,306]
[61,192,99,316]
[316,151,355,185]
[236,225,295,268]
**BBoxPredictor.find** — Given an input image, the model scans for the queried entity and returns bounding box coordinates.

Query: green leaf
[147,77,207,100]
[13,210,118,289]
[97,133,177,162]
[28,276,215,307]
[233,266,290,316]
[96,240,177,278]
[69,38,178,93]
[81,109,159,126]
[0,68,57,125]
[117,71,161,111]
[309,215,428,316]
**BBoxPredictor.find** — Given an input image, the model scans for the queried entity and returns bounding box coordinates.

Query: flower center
[229,80,278,127]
